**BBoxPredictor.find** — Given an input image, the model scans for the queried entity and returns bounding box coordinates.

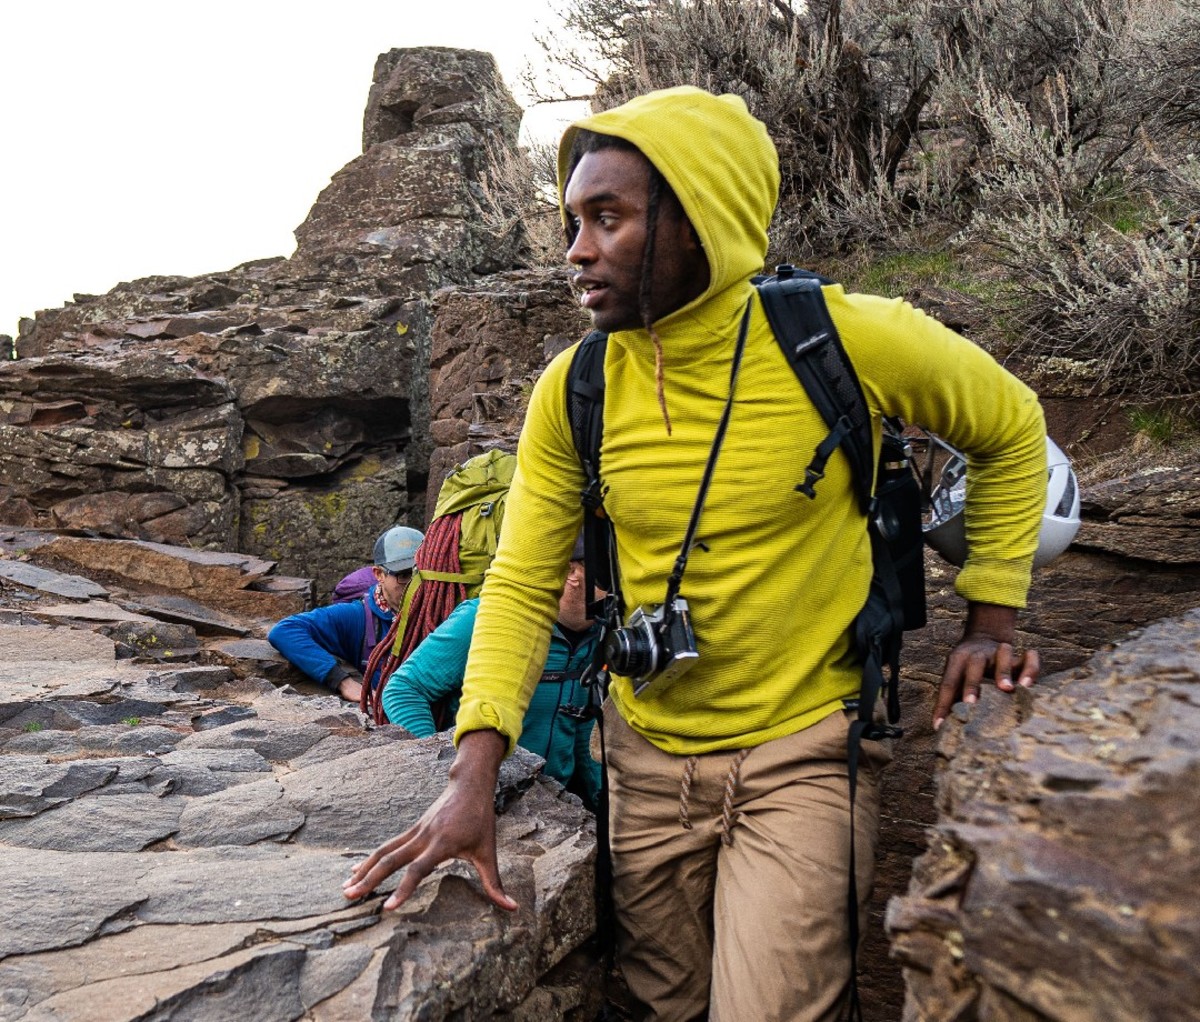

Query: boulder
[889,607,1200,1021]
[0,618,602,1020]
[291,47,526,289]
[4,47,531,597]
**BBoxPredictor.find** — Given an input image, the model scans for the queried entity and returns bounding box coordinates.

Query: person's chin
[590,309,639,333]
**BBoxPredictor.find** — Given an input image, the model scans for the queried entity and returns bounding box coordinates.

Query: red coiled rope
[360,512,468,724]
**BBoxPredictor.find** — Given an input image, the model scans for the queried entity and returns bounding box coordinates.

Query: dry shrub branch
[496,0,1200,398]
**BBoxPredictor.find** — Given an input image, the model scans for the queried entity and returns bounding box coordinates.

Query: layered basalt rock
[0,618,602,1021]
[889,607,1200,1021]
[424,270,588,519]
[5,48,528,598]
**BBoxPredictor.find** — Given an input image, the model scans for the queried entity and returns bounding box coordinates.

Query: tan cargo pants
[603,702,891,1022]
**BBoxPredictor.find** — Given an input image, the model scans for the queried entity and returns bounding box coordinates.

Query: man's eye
[598,213,616,227]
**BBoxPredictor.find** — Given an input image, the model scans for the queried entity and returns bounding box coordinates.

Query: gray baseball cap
[372,526,424,573]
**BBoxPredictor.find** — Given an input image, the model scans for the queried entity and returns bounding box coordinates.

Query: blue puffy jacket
[268,586,392,690]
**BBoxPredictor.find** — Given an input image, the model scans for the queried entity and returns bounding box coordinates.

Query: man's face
[372,565,412,610]
[564,147,709,333]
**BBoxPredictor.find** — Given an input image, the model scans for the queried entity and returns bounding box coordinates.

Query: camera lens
[604,626,657,678]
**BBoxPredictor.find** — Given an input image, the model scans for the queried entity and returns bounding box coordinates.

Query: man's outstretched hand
[342,729,518,912]
[933,602,1040,730]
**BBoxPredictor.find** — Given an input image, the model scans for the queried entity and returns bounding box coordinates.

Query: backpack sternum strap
[418,569,486,586]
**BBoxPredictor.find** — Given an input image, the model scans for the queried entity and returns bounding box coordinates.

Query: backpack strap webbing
[566,330,619,611]
[565,330,621,966]
[359,593,380,673]
[756,273,876,513]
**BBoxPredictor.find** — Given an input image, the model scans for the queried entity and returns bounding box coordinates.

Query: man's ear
[372,566,387,582]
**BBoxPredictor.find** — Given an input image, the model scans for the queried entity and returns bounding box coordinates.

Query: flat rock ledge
[889,606,1200,1021]
[0,623,601,1022]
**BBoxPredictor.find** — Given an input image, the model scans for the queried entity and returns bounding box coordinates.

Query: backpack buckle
[795,466,824,499]
[559,703,592,720]
[580,476,606,512]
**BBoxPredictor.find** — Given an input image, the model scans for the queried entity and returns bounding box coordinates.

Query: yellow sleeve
[826,287,1047,608]
[453,345,589,753]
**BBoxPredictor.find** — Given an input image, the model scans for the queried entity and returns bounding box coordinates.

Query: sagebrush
[498,0,1200,398]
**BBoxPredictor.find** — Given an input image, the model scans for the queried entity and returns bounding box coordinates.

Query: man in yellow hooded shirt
[346,86,1047,1020]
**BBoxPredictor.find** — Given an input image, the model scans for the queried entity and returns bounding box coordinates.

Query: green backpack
[362,448,517,724]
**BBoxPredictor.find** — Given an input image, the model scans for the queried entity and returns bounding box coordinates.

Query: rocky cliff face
[4,47,526,598]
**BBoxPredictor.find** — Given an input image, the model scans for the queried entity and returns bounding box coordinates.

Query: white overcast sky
[0,0,590,338]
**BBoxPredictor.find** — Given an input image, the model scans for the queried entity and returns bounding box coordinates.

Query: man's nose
[566,227,594,266]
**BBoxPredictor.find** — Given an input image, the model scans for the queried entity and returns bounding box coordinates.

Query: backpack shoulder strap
[567,330,608,486]
[565,330,618,607]
[757,271,875,513]
[758,266,911,1022]
[359,592,378,670]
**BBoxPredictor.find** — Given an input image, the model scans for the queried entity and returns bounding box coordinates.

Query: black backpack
[565,266,926,1017]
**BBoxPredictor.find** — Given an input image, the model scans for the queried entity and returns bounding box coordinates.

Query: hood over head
[558,86,780,313]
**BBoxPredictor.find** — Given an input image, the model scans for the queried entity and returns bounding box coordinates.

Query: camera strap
[662,297,753,611]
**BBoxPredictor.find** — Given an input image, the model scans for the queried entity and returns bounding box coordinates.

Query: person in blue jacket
[268,525,424,703]
[381,535,603,809]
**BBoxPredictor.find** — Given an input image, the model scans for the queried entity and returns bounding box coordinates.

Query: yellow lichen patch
[345,456,382,482]
[306,490,348,521]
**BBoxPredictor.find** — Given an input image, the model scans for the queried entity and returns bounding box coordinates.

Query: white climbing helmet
[923,436,1081,569]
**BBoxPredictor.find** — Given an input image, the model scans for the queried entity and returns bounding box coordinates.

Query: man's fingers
[1016,647,1040,687]
[933,650,968,729]
[961,651,986,705]
[344,833,420,899]
[472,849,518,912]
[384,851,440,910]
[992,642,1015,691]
[935,633,1041,730]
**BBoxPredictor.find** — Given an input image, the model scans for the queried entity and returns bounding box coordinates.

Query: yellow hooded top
[453,86,1046,756]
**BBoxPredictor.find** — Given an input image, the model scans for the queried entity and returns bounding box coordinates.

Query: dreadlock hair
[360,512,468,725]
[566,129,696,435]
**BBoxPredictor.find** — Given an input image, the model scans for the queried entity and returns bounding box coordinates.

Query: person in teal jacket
[381,540,602,809]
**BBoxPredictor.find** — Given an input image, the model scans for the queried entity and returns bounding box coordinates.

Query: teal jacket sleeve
[381,599,480,736]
